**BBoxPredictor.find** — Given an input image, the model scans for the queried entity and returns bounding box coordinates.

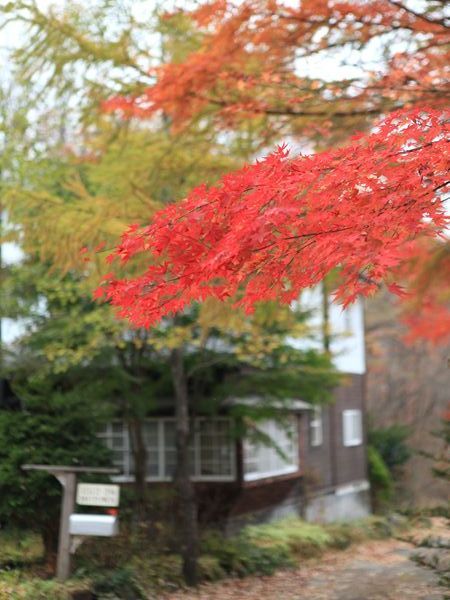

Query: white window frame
[342,409,363,447]
[97,422,133,480]
[309,406,323,447]
[100,417,236,483]
[243,417,299,482]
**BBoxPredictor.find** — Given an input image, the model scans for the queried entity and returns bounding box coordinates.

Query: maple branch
[434,180,450,193]
[201,93,382,119]
[358,273,382,288]
[385,0,450,29]
[280,226,354,242]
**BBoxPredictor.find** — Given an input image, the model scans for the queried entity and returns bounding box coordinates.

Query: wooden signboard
[76,483,120,507]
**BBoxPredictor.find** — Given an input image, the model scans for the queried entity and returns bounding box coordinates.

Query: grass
[0,515,404,598]
[0,574,91,600]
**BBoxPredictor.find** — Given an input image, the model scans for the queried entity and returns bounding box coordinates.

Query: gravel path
[162,528,447,600]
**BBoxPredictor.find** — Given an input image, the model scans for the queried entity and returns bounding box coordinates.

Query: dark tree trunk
[41,520,59,573]
[170,347,199,586]
[128,416,148,519]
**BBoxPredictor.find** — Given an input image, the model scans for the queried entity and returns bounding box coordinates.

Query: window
[243,417,299,481]
[99,418,235,482]
[309,407,323,447]
[197,419,234,478]
[98,422,133,477]
[342,410,363,446]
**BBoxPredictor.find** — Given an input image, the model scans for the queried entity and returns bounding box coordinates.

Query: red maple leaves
[96,108,450,338]
[103,1,449,133]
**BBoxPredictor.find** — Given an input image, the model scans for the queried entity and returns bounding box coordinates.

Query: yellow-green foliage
[1,0,333,378]
[244,518,332,556]
[0,531,42,567]
[243,516,399,557]
[0,574,90,600]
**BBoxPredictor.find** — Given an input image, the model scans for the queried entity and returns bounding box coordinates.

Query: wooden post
[21,464,119,581]
[55,472,76,581]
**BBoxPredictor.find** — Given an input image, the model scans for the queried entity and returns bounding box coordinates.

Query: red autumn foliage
[395,238,450,344]
[104,0,449,133]
[98,1,450,341]
[96,108,450,340]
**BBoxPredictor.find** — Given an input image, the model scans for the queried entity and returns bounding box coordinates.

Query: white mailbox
[69,514,119,537]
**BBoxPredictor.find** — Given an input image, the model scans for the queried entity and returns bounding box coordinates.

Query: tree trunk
[128,416,148,520]
[170,347,199,586]
[41,520,59,573]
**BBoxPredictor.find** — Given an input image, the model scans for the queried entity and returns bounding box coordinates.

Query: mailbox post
[22,464,119,581]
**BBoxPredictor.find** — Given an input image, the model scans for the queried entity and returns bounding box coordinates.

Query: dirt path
[163,525,448,600]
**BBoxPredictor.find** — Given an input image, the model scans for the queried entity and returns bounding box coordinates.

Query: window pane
[111,436,124,449]
[343,410,362,446]
[165,450,176,478]
[147,449,159,477]
[164,421,176,446]
[244,418,298,480]
[112,422,123,434]
[310,407,323,447]
[112,449,124,463]
[144,421,158,447]
[100,418,235,481]
[198,419,233,477]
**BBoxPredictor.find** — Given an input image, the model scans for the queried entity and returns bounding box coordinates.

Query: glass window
[198,419,233,477]
[163,420,177,479]
[243,417,299,481]
[98,417,235,481]
[97,421,132,477]
[309,407,323,447]
[143,421,160,477]
[342,410,363,446]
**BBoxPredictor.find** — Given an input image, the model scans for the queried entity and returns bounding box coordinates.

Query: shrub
[368,445,394,511]
[368,425,411,474]
[244,518,332,557]
[328,516,398,547]
[0,530,42,569]
[91,567,145,600]
[0,390,112,566]
[326,522,364,550]
[198,555,226,581]
[127,554,184,591]
[201,531,293,576]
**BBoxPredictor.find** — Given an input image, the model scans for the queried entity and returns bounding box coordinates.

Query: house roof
[224,395,313,412]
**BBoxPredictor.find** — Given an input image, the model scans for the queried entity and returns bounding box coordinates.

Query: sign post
[22,464,119,581]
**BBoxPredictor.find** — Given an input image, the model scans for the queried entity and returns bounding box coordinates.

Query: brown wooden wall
[302,373,367,492]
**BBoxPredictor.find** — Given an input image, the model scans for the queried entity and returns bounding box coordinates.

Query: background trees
[0,381,112,568]
[1,0,448,586]
[0,0,339,584]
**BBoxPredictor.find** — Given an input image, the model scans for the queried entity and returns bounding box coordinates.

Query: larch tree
[1,1,340,585]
